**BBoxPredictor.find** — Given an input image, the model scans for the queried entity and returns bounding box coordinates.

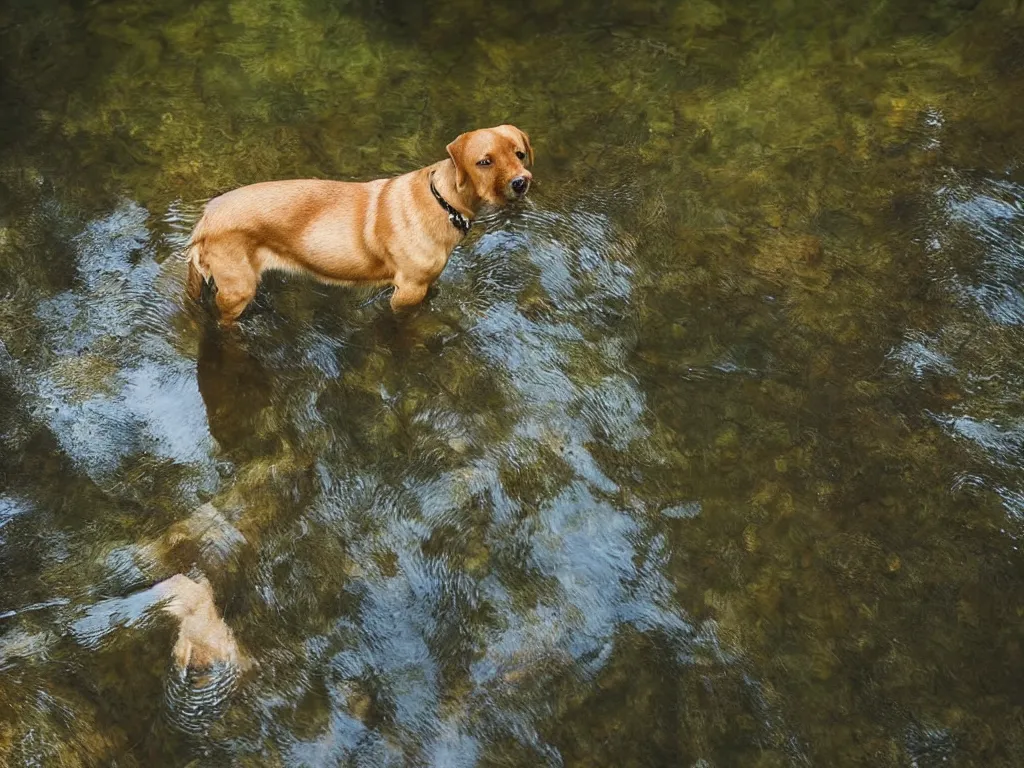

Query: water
[2,0,1024,764]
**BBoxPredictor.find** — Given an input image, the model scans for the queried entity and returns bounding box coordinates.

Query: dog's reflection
[196,329,279,461]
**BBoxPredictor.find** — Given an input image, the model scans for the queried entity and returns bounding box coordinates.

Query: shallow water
[2,0,1024,765]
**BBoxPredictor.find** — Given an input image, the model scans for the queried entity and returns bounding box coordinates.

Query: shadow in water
[196,328,278,462]
[3,0,1024,763]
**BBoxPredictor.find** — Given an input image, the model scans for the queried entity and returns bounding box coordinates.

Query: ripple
[936,174,1024,326]
[936,412,1024,467]
[69,590,158,651]
[890,332,956,378]
[164,661,240,737]
[161,198,207,246]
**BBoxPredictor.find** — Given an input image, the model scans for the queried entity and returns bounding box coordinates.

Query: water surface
[2,0,1024,764]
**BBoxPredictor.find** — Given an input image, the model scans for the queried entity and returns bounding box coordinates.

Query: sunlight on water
[1,0,1024,764]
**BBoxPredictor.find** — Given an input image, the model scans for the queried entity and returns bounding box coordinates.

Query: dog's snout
[511,176,530,195]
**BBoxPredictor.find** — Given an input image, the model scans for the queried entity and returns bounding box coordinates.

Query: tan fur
[186,125,534,325]
[154,574,250,671]
[184,216,210,302]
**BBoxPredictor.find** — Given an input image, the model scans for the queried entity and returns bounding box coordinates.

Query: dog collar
[429,172,471,235]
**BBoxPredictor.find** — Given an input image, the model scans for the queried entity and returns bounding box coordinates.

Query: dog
[185,125,534,324]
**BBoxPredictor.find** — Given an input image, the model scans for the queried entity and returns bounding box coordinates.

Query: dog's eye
[515,151,526,160]
[476,158,492,167]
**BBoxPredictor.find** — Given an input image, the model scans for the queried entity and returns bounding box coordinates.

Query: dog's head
[447,124,534,205]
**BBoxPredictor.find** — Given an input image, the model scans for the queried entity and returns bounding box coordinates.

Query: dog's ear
[446,133,470,190]
[517,127,534,167]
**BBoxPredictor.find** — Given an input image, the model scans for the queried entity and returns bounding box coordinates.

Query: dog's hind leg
[208,237,260,326]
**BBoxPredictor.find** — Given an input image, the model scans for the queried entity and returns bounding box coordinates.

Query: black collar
[429,172,471,235]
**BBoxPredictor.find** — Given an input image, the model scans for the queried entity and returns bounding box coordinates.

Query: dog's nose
[511,176,530,195]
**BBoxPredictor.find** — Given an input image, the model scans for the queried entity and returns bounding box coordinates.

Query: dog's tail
[185,217,211,302]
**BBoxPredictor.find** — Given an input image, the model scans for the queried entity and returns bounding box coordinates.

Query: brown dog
[185,125,534,324]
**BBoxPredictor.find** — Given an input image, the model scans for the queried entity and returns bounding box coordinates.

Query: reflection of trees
[892,172,1024,525]
[3,0,1024,764]
[0,174,757,763]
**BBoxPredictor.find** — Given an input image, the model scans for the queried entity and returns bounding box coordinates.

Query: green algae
[1,0,1024,765]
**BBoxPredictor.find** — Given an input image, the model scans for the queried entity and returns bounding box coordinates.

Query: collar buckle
[429,172,471,235]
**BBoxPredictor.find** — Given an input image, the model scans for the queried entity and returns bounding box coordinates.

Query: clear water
[2,0,1024,764]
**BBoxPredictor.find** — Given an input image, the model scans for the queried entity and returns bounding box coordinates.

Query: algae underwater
[2,0,1024,764]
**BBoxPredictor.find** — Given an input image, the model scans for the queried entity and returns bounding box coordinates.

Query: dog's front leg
[390,276,430,311]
